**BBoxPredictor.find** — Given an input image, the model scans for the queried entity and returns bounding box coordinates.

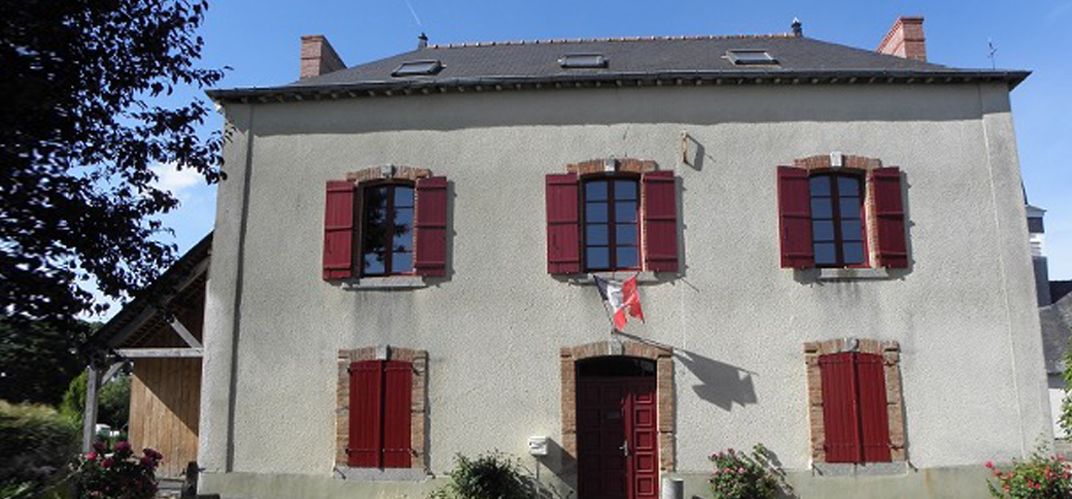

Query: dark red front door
[577,376,658,499]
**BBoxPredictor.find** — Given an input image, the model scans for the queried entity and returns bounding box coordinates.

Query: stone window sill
[335,467,430,481]
[343,276,427,290]
[813,267,890,281]
[566,272,662,284]
[813,461,907,476]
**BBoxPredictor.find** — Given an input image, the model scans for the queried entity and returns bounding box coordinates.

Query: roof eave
[206,69,1031,104]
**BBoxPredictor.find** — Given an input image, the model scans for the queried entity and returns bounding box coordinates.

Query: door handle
[620,440,629,457]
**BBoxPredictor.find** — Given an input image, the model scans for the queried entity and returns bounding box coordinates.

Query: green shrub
[986,450,1072,498]
[59,372,130,428]
[708,444,784,499]
[430,451,534,499]
[59,372,87,424]
[0,401,79,497]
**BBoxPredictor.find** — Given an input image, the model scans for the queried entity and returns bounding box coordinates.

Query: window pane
[842,243,865,264]
[363,253,386,274]
[814,243,837,265]
[616,223,637,245]
[586,247,610,269]
[615,181,637,200]
[841,221,863,242]
[839,197,861,219]
[811,198,832,218]
[365,187,389,225]
[391,252,413,273]
[812,221,835,241]
[809,177,830,196]
[837,176,860,196]
[394,186,414,207]
[586,202,608,223]
[585,181,608,201]
[393,228,413,252]
[615,201,637,223]
[616,247,639,268]
[586,224,609,245]
[394,207,414,228]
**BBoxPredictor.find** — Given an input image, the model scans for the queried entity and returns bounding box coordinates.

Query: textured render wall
[200,83,1049,486]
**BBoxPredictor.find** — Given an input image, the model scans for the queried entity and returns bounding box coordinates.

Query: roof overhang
[207,69,1031,104]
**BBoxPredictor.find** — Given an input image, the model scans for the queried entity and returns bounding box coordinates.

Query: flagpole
[593,274,621,333]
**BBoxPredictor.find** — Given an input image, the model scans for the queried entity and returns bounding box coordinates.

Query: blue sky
[88,0,1072,318]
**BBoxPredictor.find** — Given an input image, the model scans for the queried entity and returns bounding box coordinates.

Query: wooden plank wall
[129,358,202,478]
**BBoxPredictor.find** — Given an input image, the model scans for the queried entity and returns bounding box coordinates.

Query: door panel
[577,376,658,499]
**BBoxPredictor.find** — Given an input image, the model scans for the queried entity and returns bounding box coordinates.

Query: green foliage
[59,372,131,429]
[1,0,226,327]
[430,451,534,499]
[708,444,785,499]
[0,319,90,405]
[1060,333,1072,437]
[986,449,1072,498]
[74,441,161,499]
[0,401,80,498]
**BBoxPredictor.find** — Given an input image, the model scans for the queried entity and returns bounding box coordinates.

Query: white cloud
[151,163,204,201]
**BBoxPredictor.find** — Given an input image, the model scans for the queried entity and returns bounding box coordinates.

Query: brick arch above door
[560,340,675,472]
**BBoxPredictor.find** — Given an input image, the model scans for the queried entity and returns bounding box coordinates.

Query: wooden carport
[84,233,211,478]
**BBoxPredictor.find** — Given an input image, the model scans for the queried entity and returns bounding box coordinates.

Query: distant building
[1029,204,1072,438]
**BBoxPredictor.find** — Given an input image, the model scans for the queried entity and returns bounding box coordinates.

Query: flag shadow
[674,349,758,411]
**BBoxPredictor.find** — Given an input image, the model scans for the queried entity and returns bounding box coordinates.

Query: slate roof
[1041,290,1072,374]
[207,33,1029,103]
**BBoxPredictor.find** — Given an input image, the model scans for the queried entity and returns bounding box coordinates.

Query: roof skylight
[392,60,444,77]
[726,50,778,65]
[559,53,608,69]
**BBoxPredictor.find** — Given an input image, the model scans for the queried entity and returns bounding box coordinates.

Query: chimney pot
[877,16,927,62]
[300,35,347,79]
[418,32,428,49]
[791,18,803,37]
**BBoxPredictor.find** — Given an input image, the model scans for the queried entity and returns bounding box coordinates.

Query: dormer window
[391,60,443,77]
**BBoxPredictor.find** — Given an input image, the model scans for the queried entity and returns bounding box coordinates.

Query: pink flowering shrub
[986,451,1072,498]
[708,444,783,499]
[74,440,161,499]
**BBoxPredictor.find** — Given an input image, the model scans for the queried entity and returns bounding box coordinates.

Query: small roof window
[559,53,607,69]
[726,50,778,65]
[391,60,444,77]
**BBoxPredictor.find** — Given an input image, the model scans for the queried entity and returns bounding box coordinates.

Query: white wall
[200,82,1050,480]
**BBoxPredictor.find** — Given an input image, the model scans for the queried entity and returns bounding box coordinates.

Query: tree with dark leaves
[0,1,224,321]
[0,0,225,400]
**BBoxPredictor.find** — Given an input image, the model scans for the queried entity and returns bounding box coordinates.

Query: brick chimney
[300,35,346,79]
[877,17,926,62]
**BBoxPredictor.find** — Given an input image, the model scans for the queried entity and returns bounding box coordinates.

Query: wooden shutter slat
[323,181,356,280]
[856,354,892,462]
[777,167,815,269]
[642,171,679,272]
[348,361,383,467]
[382,361,413,468]
[820,353,861,463]
[870,168,908,268]
[415,176,449,277]
[546,174,582,274]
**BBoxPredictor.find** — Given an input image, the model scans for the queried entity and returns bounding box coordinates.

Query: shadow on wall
[675,349,758,411]
[537,437,577,495]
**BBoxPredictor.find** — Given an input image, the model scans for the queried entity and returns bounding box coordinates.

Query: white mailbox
[528,436,549,456]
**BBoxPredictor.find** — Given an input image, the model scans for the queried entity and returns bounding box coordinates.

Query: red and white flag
[594,275,645,331]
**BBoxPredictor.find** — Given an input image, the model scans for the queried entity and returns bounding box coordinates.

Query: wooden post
[82,364,102,453]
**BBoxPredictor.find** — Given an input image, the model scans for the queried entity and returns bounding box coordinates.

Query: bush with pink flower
[986,450,1072,499]
[73,440,162,499]
[708,444,785,499]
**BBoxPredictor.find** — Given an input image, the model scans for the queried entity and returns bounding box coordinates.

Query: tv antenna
[987,38,997,69]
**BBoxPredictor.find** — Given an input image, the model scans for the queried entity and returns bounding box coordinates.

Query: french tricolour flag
[594,275,645,331]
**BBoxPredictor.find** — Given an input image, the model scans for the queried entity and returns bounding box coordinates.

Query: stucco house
[194,16,1049,499]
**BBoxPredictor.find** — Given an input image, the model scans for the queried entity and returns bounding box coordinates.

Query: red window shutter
[546,174,581,274]
[323,181,356,280]
[856,354,892,462]
[870,168,908,268]
[642,171,679,272]
[820,353,861,463]
[415,176,449,277]
[777,167,814,269]
[348,361,383,467]
[382,361,413,468]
